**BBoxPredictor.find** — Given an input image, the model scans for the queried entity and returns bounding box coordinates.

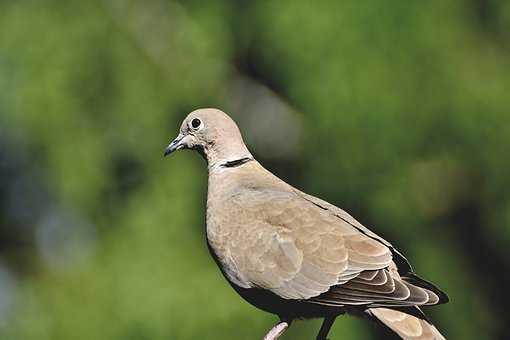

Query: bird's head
[164,108,252,168]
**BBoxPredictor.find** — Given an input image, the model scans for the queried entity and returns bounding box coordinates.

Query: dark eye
[191,118,202,129]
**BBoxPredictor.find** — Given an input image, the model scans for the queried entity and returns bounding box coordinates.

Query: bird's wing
[228,189,393,300]
[290,190,446,307]
[294,189,413,274]
[309,263,441,307]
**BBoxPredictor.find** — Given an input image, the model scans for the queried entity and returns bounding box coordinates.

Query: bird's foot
[262,321,290,340]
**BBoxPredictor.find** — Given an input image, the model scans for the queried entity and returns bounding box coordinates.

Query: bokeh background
[1,1,509,339]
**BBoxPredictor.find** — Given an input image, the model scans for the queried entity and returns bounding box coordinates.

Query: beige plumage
[165,108,448,340]
[369,308,445,339]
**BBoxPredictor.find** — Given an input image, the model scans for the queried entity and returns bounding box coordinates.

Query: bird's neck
[206,143,253,172]
[219,157,254,168]
[206,156,257,204]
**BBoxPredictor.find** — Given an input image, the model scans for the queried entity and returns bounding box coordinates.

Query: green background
[0,1,509,339]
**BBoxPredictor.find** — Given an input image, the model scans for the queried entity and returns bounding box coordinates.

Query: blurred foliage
[0,1,509,339]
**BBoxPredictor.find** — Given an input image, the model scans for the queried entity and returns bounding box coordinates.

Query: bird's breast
[206,200,252,289]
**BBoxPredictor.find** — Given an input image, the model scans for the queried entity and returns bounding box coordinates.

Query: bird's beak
[164,134,185,156]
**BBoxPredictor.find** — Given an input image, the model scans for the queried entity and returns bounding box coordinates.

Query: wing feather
[229,190,393,299]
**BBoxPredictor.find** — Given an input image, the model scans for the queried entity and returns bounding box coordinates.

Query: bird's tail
[368,307,445,340]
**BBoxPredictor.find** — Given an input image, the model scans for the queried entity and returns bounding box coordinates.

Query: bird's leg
[316,316,337,340]
[262,318,292,340]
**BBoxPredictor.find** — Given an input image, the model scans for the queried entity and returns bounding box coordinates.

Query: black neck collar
[220,157,253,168]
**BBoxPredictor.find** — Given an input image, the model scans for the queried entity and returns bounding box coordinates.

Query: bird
[164,108,449,340]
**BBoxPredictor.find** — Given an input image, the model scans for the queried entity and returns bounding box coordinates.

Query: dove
[164,108,448,340]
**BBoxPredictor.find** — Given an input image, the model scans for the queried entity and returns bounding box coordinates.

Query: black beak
[164,135,184,157]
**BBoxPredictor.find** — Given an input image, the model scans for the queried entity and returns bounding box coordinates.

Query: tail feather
[369,308,445,340]
[402,273,449,305]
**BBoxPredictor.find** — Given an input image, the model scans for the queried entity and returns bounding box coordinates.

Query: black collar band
[220,157,253,168]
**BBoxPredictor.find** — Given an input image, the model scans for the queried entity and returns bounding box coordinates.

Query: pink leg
[263,321,290,340]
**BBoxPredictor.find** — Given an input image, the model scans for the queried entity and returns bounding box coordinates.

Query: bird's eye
[191,118,202,129]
